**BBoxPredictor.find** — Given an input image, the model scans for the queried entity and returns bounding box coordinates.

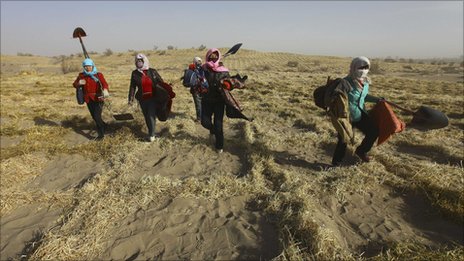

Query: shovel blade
[224,43,242,56]
[113,113,134,121]
[411,106,449,130]
[73,27,87,38]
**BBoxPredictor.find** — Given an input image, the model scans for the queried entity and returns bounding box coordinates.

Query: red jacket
[73,72,109,103]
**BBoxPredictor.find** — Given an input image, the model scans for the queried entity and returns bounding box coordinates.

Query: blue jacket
[344,76,379,122]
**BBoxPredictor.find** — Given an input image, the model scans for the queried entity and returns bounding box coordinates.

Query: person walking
[200,48,232,153]
[331,56,380,166]
[128,53,164,142]
[185,56,207,122]
[72,58,109,140]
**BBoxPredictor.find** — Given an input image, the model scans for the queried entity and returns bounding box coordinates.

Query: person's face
[208,53,219,62]
[84,65,93,72]
[358,64,369,70]
[136,59,144,68]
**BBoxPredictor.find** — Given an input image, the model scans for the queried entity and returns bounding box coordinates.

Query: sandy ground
[2,121,462,260]
[1,54,463,259]
[0,126,281,259]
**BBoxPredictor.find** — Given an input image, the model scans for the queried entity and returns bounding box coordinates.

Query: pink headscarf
[202,48,229,72]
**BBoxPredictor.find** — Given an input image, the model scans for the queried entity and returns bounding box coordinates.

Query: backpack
[313,76,343,109]
[182,69,199,88]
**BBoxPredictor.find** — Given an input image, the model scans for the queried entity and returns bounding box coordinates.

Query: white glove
[78,79,86,85]
[103,89,110,98]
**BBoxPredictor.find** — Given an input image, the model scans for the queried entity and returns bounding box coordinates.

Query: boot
[355,148,371,162]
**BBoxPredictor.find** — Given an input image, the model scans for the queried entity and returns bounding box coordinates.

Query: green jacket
[344,76,379,122]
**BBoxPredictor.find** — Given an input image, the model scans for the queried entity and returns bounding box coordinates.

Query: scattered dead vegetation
[1,50,463,260]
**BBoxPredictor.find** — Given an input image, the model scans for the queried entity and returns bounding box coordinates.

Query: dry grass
[1,50,463,260]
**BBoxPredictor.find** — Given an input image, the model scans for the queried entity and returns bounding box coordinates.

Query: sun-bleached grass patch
[2,50,463,260]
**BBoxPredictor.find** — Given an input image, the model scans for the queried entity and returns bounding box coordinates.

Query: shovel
[73,27,90,58]
[73,27,134,121]
[386,100,449,130]
[105,101,136,121]
[223,43,242,58]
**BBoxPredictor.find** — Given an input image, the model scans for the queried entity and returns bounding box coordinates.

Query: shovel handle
[78,36,90,59]
[385,100,415,115]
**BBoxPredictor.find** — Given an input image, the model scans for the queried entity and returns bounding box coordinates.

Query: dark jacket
[128,68,163,102]
[202,70,230,103]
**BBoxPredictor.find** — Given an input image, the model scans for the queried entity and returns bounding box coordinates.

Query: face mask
[136,61,144,69]
[354,69,369,79]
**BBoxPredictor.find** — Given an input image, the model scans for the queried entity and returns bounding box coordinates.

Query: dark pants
[332,112,379,165]
[191,90,202,120]
[201,100,225,150]
[87,101,106,138]
[139,98,157,137]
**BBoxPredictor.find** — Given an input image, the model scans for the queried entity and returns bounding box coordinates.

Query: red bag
[154,81,176,121]
[370,100,406,145]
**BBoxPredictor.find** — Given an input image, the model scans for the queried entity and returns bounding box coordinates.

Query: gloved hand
[103,89,110,98]
[79,79,86,85]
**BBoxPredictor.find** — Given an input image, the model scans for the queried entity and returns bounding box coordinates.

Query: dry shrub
[369,242,464,261]
[103,48,113,56]
[261,65,271,71]
[369,61,384,75]
[287,61,299,67]
[2,50,463,261]
[442,66,459,74]
[403,65,413,70]
[61,59,80,74]
[17,52,33,56]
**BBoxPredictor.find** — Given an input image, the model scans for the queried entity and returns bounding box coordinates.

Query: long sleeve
[98,73,109,90]
[73,74,82,88]
[128,71,136,102]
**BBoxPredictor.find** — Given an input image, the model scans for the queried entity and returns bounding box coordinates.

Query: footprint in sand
[98,196,280,260]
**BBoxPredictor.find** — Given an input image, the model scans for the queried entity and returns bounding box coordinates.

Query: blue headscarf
[82,58,99,82]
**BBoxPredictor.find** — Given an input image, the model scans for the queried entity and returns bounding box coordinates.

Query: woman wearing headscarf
[72,58,110,140]
[331,56,380,166]
[200,48,231,153]
[186,56,206,122]
[128,53,164,142]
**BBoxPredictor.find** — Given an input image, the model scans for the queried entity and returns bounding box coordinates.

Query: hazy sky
[1,1,463,59]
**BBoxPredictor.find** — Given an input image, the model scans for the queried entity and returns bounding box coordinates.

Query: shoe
[217,149,223,154]
[95,135,104,141]
[331,161,340,167]
[355,149,370,162]
[148,136,156,142]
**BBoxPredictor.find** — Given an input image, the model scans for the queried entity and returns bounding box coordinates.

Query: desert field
[1,48,463,260]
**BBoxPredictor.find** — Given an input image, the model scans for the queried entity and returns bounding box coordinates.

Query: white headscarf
[193,57,202,65]
[349,56,371,83]
[135,53,150,72]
